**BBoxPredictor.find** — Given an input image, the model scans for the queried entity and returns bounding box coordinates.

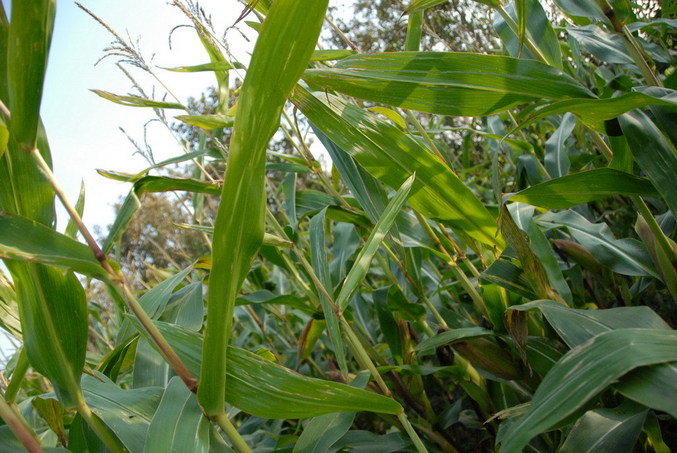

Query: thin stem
[621,26,662,87]
[77,402,127,453]
[397,412,429,453]
[119,284,197,391]
[405,110,447,164]
[495,6,549,63]
[30,149,120,281]
[0,395,43,453]
[214,413,253,453]
[29,146,197,392]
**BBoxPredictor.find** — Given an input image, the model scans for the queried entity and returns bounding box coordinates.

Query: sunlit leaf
[303,52,592,117]
[91,90,185,110]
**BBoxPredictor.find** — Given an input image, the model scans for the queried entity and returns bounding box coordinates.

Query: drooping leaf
[293,87,503,248]
[82,373,163,452]
[303,52,593,117]
[619,110,677,217]
[145,320,404,418]
[559,401,648,453]
[0,211,107,278]
[520,91,677,130]
[500,329,677,452]
[536,210,659,278]
[510,300,677,418]
[510,168,659,209]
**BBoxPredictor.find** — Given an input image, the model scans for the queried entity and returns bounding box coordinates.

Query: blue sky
[1,0,253,358]
[5,0,252,231]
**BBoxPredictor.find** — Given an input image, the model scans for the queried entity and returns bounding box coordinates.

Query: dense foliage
[0,0,676,452]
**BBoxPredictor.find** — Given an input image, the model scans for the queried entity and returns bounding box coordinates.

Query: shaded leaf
[499,329,677,453]
[144,377,211,453]
[510,168,659,209]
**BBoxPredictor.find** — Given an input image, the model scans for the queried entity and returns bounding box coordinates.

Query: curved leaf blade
[499,329,677,453]
[292,87,503,248]
[510,168,659,209]
[303,52,593,117]
[147,320,403,418]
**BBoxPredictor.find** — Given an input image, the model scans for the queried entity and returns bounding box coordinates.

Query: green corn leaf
[619,110,677,217]
[0,269,21,340]
[510,300,677,418]
[510,168,659,209]
[536,210,659,278]
[0,117,8,160]
[0,212,107,279]
[102,176,221,254]
[64,180,86,239]
[415,327,494,352]
[559,401,648,453]
[309,209,346,373]
[199,0,329,415]
[175,114,234,130]
[145,320,403,418]
[160,61,243,72]
[509,300,672,349]
[10,262,87,408]
[133,176,221,196]
[82,373,163,452]
[293,87,503,248]
[7,0,56,149]
[303,52,592,117]
[519,91,677,130]
[553,0,609,26]
[544,113,575,178]
[311,49,357,61]
[335,174,415,311]
[91,90,185,110]
[144,377,211,453]
[494,0,562,68]
[311,127,388,223]
[404,0,447,14]
[498,329,677,453]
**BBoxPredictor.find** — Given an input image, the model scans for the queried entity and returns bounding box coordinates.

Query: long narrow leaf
[0,211,107,279]
[303,52,592,117]
[7,0,55,149]
[146,320,403,418]
[510,168,659,209]
[292,87,503,248]
[199,0,329,415]
[499,329,677,453]
[336,174,415,311]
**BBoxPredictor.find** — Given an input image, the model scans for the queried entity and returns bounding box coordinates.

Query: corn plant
[0,0,676,452]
